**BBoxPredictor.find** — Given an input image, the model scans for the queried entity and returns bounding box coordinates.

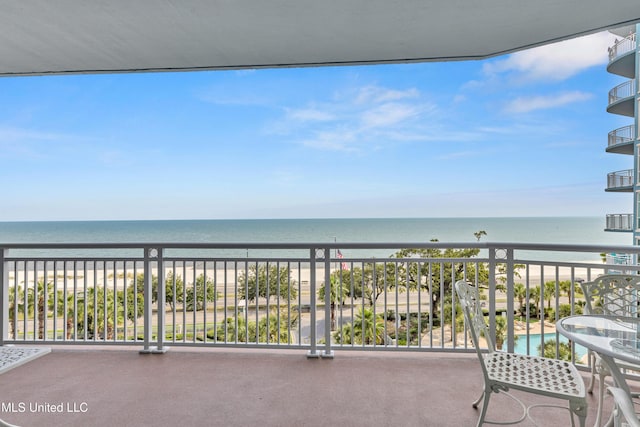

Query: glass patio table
[557,315,640,426]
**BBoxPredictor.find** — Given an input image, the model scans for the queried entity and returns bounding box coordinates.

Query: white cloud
[504,91,593,113]
[285,107,336,122]
[483,31,616,82]
[354,86,420,104]
[300,129,359,152]
[272,84,438,152]
[360,103,421,128]
[0,126,66,142]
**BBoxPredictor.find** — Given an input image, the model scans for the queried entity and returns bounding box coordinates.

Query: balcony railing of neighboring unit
[609,80,636,105]
[608,124,635,148]
[606,213,634,231]
[608,33,637,62]
[3,242,640,365]
[607,169,634,190]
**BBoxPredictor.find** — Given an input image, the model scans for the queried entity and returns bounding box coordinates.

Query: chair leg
[587,352,596,394]
[570,400,588,427]
[595,370,607,427]
[472,389,484,409]
[475,389,491,427]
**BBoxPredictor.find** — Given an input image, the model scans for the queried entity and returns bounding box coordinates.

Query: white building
[606,24,640,260]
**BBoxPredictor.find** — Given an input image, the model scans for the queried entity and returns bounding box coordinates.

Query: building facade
[606,24,640,263]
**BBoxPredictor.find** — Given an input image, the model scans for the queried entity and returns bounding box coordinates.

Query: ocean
[0,217,631,261]
[0,216,629,244]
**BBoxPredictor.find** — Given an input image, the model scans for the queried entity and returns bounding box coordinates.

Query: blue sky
[0,31,631,220]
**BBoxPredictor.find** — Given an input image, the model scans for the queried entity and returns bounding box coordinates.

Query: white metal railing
[608,124,635,148]
[3,242,640,364]
[608,33,637,62]
[609,80,636,104]
[607,169,634,189]
[606,214,634,231]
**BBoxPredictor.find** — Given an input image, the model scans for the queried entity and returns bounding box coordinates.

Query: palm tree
[8,285,32,339]
[514,283,527,316]
[539,339,575,361]
[319,272,350,330]
[530,286,542,319]
[213,308,295,344]
[76,287,122,340]
[334,307,386,345]
[543,281,559,310]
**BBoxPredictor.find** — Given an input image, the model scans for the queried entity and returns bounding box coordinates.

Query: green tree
[334,307,386,345]
[514,283,527,316]
[160,271,184,310]
[543,281,558,310]
[131,272,184,310]
[493,316,519,350]
[319,271,350,330]
[185,274,219,311]
[213,308,296,344]
[76,286,123,340]
[558,280,575,304]
[530,286,542,319]
[214,315,256,343]
[473,230,487,241]
[538,339,576,361]
[238,264,297,303]
[122,283,145,323]
[344,263,398,306]
[8,285,31,339]
[392,239,487,315]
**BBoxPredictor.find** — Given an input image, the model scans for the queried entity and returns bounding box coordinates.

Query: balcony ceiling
[1,1,640,76]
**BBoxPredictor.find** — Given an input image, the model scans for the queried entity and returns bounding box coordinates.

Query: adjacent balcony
[605,213,634,231]
[607,33,637,78]
[1,241,639,426]
[607,124,636,154]
[607,80,636,117]
[606,168,634,191]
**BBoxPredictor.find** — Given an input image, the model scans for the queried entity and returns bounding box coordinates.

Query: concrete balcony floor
[0,347,621,427]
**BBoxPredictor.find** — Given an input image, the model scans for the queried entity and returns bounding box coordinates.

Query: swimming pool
[513,332,587,360]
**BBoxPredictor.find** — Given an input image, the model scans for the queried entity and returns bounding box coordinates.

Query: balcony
[607,33,637,78]
[0,346,615,427]
[607,80,636,117]
[4,242,640,351]
[607,124,636,154]
[606,168,634,191]
[605,213,634,231]
[1,241,639,426]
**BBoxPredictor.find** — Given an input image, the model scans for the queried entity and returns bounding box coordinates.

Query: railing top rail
[608,169,634,176]
[609,124,635,135]
[1,241,640,254]
[610,80,635,94]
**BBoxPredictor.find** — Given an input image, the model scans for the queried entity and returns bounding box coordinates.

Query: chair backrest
[455,280,495,355]
[581,274,640,317]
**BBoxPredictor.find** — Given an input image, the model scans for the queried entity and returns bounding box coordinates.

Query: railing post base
[321,350,334,359]
[139,346,169,355]
[306,350,320,359]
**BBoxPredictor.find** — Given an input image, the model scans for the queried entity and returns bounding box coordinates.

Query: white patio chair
[581,274,640,427]
[455,280,587,426]
[608,387,640,427]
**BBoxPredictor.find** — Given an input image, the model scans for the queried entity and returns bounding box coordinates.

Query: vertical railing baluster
[0,249,7,345]
[323,247,333,358]
[141,248,153,353]
[505,248,515,353]
[156,248,166,353]
[307,248,318,358]
[488,246,496,348]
